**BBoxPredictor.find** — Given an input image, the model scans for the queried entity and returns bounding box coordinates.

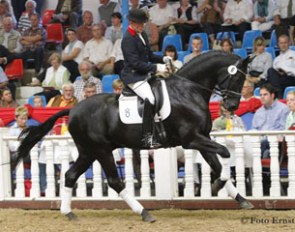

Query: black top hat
[127,9,148,23]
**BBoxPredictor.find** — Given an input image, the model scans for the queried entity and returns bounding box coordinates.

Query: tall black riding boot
[142,99,161,148]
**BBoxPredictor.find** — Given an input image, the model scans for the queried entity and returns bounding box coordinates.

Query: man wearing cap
[121,9,171,148]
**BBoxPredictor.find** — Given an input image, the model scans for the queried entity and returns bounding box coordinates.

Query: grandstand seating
[162,34,183,52]
[269,30,278,48]
[102,74,120,93]
[188,33,209,52]
[265,46,276,60]
[233,48,247,59]
[254,87,260,97]
[28,95,47,107]
[42,9,55,27]
[5,59,24,80]
[216,31,237,48]
[242,30,263,51]
[46,23,64,48]
[283,86,295,99]
[177,50,190,63]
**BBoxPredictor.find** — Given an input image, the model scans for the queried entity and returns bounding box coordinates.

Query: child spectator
[112,79,124,94]
[33,95,44,107]
[285,91,295,130]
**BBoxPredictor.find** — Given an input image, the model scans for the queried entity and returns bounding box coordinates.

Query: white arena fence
[0,128,295,201]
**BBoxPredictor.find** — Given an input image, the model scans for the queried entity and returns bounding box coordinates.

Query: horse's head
[217,55,249,111]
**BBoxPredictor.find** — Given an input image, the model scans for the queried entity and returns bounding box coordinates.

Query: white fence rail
[1,128,295,201]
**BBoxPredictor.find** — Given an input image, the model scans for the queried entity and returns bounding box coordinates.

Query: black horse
[14,51,253,222]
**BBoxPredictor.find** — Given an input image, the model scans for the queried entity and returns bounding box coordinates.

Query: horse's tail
[12,109,71,168]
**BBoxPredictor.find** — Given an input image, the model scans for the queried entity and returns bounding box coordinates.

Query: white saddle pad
[119,80,171,124]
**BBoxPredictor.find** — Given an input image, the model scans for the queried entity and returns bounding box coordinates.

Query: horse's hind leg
[61,154,93,220]
[200,151,254,209]
[98,152,156,223]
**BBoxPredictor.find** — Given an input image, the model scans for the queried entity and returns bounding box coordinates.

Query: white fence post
[234,136,246,196]
[92,161,103,198]
[0,128,11,200]
[140,150,151,197]
[45,140,56,198]
[286,135,295,197]
[124,148,134,196]
[269,135,281,197]
[251,135,263,197]
[201,155,211,198]
[184,149,194,197]
[14,159,25,198]
[30,145,40,198]
[154,148,178,199]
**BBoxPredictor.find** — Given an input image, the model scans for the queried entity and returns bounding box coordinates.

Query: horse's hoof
[141,209,156,223]
[212,178,226,196]
[240,200,254,209]
[65,212,78,221]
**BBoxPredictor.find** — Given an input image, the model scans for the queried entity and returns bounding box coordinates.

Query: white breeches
[128,81,155,105]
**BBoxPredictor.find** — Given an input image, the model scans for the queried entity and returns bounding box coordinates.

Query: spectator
[149,0,176,50]
[247,36,272,87]
[0,86,18,108]
[105,12,123,44]
[32,95,44,107]
[241,80,257,101]
[83,81,97,99]
[112,78,124,94]
[83,23,114,78]
[175,0,202,46]
[73,61,102,101]
[51,0,82,29]
[164,45,183,70]
[110,38,124,76]
[62,28,84,83]
[223,0,253,41]
[220,38,234,53]
[285,90,295,129]
[267,35,295,99]
[47,83,78,107]
[273,0,295,41]
[198,0,225,46]
[130,0,148,11]
[0,0,17,30]
[20,13,46,74]
[184,36,202,63]
[144,19,159,51]
[76,10,94,44]
[0,16,22,53]
[252,83,289,158]
[251,0,275,32]
[0,65,8,89]
[98,0,121,27]
[18,0,41,33]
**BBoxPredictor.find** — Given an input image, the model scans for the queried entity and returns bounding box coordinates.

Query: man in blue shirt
[252,83,289,157]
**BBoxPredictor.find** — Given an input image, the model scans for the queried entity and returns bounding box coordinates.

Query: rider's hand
[156,64,167,72]
[163,56,172,63]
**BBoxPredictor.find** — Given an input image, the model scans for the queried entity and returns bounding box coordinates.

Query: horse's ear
[241,54,255,70]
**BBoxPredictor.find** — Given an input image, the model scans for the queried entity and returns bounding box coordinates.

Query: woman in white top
[62,28,84,82]
[164,45,183,71]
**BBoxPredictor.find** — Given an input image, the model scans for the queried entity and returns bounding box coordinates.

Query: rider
[121,9,171,148]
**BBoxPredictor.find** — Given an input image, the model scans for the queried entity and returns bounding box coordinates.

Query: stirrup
[142,134,161,149]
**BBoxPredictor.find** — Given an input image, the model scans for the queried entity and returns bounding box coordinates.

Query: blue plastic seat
[28,95,47,107]
[153,51,163,56]
[216,31,237,48]
[265,46,276,60]
[233,48,247,59]
[102,74,120,93]
[242,30,263,51]
[177,50,190,63]
[240,112,254,131]
[188,33,209,52]
[162,34,183,52]
[283,86,295,99]
[290,46,295,51]
[254,87,260,97]
[269,30,278,48]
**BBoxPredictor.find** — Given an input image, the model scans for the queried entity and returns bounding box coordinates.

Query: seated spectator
[273,0,295,42]
[252,83,289,158]
[18,0,41,33]
[73,61,102,101]
[32,95,44,107]
[144,19,159,52]
[130,0,148,11]
[175,0,202,46]
[62,28,84,82]
[20,13,46,74]
[105,12,123,44]
[164,45,183,70]
[83,82,97,99]
[110,38,124,76]
[251,0,275,33]
[149,0,176,50]
[220,38,234,53]
[83,23,114,78]
[0,66,8,88]
[51,0,82,29]
[247,36,272,87]
[0,16,22,53]
[47,83,78,107]
[222,0,253,41]
[198,0,225,46]
[0,86,18,108]
[112,78,124,94]
[241,80,258,101]
[0,0,17,30]
[267,35,295,99]
[98,0,121,27]
[184,36,202,63]
[285,90,295,129]
[76,10,94,44]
